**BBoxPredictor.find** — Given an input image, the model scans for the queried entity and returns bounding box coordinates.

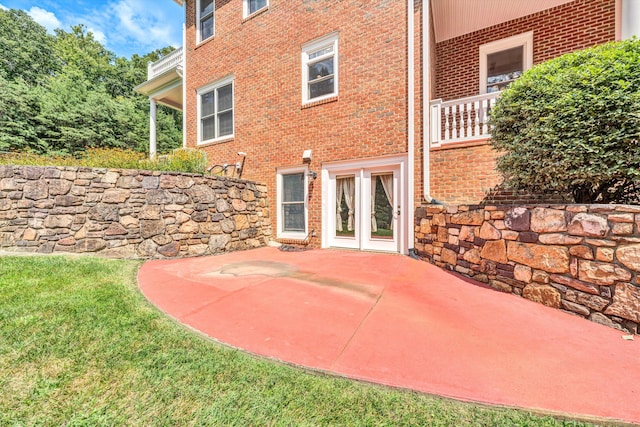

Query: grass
[0,147,208,174]
[0,255,598,426]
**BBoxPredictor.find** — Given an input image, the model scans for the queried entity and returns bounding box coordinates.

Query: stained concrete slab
[138,247,640,425]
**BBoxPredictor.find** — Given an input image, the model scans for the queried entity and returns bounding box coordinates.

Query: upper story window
[302,33,338,104]
[244,0,268,18]
[479,31,533,94]
[197,0,214,43]
[197,76,234,144]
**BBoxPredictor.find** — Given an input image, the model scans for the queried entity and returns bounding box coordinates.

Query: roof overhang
[134,69,183,111]
[173,0,184,5]
[431,0,576,43]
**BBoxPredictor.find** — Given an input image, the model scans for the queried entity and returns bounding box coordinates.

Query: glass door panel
[335,176,355,238]
[370,174,394,240]
[363,168,398,252]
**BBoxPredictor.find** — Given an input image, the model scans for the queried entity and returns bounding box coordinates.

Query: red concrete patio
[138,247,640,425]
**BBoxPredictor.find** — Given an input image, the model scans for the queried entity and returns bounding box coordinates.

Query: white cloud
[27,6,61,33]
[0,4,8,10]
[12,0,182,58]
[88,27,107,45]
[111,0,181,50]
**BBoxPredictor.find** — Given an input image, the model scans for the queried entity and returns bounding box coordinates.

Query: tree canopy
[490,39,640,204]
[0,9,182,156]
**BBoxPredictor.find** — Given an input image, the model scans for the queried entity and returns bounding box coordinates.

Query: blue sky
[0,0,184,58]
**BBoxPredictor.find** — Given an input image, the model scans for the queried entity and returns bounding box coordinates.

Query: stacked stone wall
[0,165,271,258]
[415,204,640,334]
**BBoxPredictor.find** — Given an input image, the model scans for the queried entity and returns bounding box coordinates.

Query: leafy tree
[0,10,182,156]
[490,39,640,204]
[53,25,115,88]
[0,76,48,152]
[0,9,59,85]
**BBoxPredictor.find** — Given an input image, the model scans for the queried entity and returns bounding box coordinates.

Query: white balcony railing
[430,91,500,146]
[147,47,184,80]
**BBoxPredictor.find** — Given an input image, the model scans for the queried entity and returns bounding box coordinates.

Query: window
[197,76,234,144]
[277,168,308,239]
[244,0,268,17]
[197,0,214,42]
[479,32,533,94]
[302,33,338,104]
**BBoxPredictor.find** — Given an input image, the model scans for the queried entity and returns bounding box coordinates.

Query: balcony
[134,47,184,111]
[148,47,184,80]
[430,92,500,147]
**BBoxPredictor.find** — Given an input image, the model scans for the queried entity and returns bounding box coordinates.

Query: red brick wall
[429,0,616,205]
[184,0,410,245]
[430,142,501,204]
[434,0,616,101]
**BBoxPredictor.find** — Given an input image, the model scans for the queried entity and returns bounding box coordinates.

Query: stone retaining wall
[0,165,271,258]
[415,204,640,334]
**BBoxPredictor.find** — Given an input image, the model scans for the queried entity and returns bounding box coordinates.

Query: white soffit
[432,0,576,43]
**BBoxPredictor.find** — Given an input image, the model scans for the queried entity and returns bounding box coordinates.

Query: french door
[326,166,401,252]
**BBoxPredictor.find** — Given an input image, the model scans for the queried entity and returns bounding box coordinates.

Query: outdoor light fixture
[302,149,312,162]
[236,152,246,179]
[308,170,318,180]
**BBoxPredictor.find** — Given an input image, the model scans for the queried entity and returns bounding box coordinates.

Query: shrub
[490,39,640,204]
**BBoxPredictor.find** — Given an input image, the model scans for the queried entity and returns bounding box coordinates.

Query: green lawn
[0,256,597,426]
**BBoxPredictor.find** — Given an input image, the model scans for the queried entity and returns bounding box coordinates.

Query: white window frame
[277,166,309,240]
[196,75,234,145]
[479,31,533,94]
[196,0,215,43]
[301,32,339,104]
[243,0,268,18]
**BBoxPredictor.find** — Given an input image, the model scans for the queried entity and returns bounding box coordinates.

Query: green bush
[490,39,640,203]
[0,148,208,175]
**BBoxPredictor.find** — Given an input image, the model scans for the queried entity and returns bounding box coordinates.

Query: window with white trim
[197,0,214,43]
[277,168,308,239]
[302,33,338,104]
[479,32,533,94]
[243,0,268,18]
[197,76,234,144]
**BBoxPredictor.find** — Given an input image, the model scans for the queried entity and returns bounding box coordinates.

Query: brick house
[136,0,640,255]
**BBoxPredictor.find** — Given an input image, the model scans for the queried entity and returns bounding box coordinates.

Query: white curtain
[380,174,394,230]
[343,177,355,231]
[336,178,344,232]
[370,177,377,232]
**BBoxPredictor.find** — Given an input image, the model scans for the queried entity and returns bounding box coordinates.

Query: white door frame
[321,154,408,254]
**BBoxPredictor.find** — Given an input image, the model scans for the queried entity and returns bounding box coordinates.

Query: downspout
[422,0,433,204]
[407,0,415,256]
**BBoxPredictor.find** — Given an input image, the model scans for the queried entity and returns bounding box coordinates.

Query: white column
[149,98,157,159]
[622,0,640,39]
[182,22,187,148]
